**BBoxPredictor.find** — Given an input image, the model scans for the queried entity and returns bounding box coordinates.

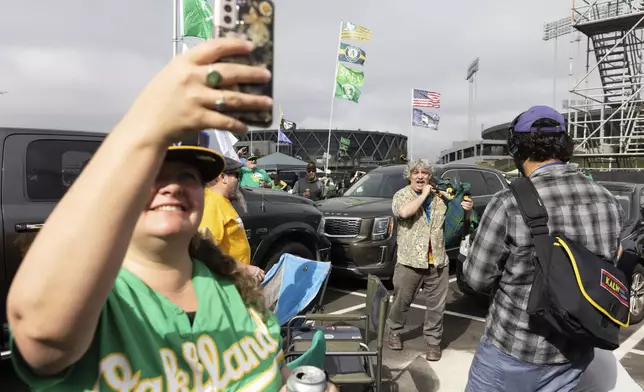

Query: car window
[614,195,631,219]
[452,169,489,196]
[26,140,100,201]
[482,171,504,194]
[344,170,407,198]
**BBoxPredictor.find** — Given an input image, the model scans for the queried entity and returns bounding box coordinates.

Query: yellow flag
[340,21,371,42]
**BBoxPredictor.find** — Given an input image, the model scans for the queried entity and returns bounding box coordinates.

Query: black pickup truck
[0,127,330,360]
[316,163,509,280]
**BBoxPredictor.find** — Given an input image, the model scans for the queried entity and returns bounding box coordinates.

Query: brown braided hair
[188,233,268,319]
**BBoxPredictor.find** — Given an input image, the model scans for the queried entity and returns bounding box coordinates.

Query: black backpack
[509,177,630,350]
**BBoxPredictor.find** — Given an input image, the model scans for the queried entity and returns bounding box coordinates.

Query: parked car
[316,163,509,280]
[0,127,330,360]
[232,186,331,271]
[598,181,644,325]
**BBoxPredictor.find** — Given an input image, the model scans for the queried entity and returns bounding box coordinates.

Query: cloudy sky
[0,0,594,159]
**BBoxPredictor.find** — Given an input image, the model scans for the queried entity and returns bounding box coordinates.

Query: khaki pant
[386,263,449,346]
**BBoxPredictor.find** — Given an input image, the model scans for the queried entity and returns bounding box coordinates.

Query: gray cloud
[0,0,581,158]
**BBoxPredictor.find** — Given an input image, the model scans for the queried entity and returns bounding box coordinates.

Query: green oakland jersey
[11,260,285,391]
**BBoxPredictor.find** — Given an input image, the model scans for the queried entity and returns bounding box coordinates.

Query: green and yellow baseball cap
[166,132,225,183]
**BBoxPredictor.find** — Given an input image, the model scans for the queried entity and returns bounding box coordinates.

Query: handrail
[572,16,644,91]
[574,0,601,24]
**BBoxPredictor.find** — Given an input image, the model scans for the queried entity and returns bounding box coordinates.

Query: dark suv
[0,127,329,360]
[316,163,509,280]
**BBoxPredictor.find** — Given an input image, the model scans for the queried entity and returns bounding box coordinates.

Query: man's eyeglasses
[307,169,316,173]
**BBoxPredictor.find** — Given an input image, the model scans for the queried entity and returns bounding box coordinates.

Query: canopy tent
[256,152,309,171]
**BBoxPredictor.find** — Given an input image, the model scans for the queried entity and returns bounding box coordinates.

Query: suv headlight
[372,216,393,240]
[317,217,326,235]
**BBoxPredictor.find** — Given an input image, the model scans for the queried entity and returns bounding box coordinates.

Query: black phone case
[217,0,274,128]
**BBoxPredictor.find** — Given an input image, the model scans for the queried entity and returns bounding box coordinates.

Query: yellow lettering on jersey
[99,353,140,392]
[160,348,190,392]
[135,377,162,392]
[197,334,227,389]
[182,342,206,392]
[97,307,280,391]
[222,343,246,381]
[238,336,261,368]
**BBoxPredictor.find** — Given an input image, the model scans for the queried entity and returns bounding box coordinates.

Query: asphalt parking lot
[320,274,644,391]
[2,273,644,391]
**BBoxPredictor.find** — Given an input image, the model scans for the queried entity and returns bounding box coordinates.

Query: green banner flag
[334,63,364,103]
[183,0,213,40]
[340,136,351,151]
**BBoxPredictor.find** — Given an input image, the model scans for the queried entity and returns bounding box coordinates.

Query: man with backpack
[463,106,626,391]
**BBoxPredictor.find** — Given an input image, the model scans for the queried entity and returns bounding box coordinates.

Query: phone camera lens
[224,4,232,12]
[224,15,232,24]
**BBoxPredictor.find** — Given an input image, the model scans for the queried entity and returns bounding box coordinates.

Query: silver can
[286,366,328,392]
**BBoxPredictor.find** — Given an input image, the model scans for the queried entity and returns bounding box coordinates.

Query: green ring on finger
[206,65,222,88]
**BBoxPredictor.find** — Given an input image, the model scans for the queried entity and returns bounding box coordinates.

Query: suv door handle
[15,223,43,232]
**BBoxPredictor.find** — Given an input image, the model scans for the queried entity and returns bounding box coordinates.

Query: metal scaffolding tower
[569,0,644,162]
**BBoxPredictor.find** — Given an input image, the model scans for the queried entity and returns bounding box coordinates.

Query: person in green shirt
[240,155,273,188]
[7,38,337,392]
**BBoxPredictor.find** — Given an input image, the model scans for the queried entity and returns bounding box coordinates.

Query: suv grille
[324,218,362,237]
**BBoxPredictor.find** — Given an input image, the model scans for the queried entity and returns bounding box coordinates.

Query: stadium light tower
[543,16,572,108]
[466,57,479,141]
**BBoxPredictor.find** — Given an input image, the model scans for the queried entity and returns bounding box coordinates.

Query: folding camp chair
[284,274,390,392]
[261,253,332,326]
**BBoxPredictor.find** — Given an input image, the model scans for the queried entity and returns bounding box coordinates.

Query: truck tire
[630,263,644,325]
[263,241,314,272]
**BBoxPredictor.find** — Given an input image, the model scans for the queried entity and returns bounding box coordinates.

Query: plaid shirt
[463,163,625,364]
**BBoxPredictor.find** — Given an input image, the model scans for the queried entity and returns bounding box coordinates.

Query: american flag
[413,89,441,108]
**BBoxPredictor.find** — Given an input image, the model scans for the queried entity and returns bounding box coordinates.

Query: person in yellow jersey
[200,156,265,283]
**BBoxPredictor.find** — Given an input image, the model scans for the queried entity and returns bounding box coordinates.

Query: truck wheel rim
[631,272,644,317]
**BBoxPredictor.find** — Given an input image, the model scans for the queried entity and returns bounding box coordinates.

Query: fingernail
[265,97,273,105]
[245,41,254,50]
[263,69,272,78]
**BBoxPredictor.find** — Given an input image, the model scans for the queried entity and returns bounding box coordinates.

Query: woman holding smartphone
[7,38,336,392]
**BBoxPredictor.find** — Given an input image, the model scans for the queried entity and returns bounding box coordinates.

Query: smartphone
[213,0,274,128]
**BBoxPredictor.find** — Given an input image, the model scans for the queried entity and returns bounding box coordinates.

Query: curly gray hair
[403,158,432,180]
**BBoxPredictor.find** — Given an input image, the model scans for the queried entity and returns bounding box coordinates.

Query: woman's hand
[120,38,273,146]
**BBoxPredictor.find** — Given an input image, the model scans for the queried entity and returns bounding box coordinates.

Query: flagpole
[410,88,414,160]
[325,21,343,174]
[173,0,179,57]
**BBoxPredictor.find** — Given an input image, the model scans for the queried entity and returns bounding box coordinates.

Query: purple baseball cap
[513,105,566,133]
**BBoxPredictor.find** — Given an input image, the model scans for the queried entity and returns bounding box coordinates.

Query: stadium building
[235,128,408,169]
[438,108,643,170]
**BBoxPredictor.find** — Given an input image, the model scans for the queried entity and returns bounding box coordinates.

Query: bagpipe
[429,177,477,249]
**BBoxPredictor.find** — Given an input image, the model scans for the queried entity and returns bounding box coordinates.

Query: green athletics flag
[339,136,351,151]
[183,0,213,40]
[334,63,364,103]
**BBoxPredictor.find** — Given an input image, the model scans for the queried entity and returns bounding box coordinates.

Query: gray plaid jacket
[463,163,625,364]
